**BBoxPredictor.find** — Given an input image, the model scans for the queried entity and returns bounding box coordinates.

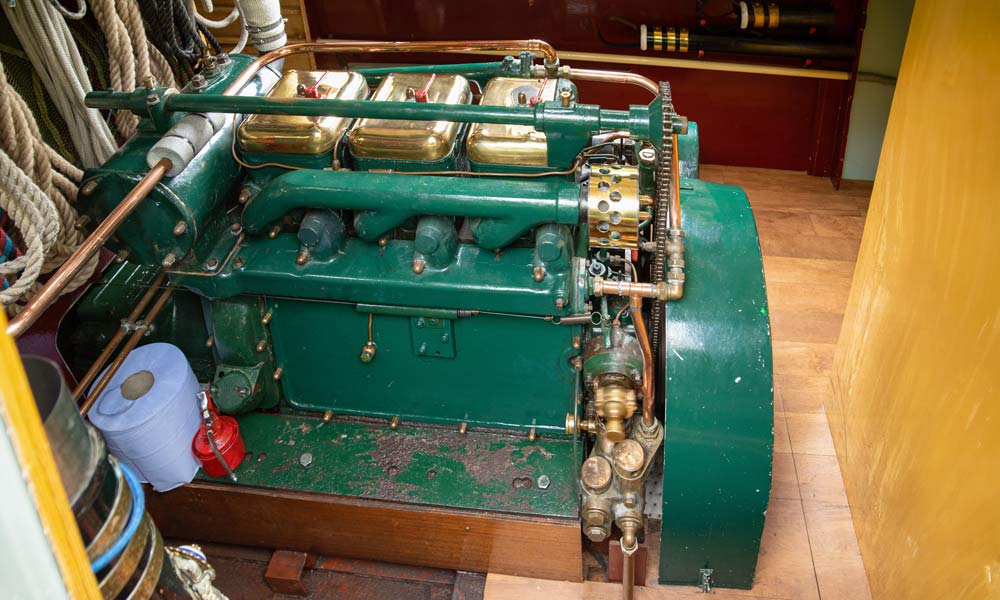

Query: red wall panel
[304,0,860,173]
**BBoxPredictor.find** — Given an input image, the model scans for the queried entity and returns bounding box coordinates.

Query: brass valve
[593,384,637,443]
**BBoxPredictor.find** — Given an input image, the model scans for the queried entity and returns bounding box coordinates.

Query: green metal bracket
[205,296,280,413]
[411,317,455,359]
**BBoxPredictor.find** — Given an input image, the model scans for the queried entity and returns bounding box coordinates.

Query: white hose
[196,5,239,28]
[238,0,286,52]
[2,0,116,167]
[194,0,249,54]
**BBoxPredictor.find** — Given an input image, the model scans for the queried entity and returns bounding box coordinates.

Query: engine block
[52,42,774,592]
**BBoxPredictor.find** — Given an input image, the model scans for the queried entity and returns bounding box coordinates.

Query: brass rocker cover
[238,70,368,154]
[467,77,557,166]
[348,73,472,161]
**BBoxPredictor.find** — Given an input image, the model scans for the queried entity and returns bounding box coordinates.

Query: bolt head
[536,475,551,490]
[205,258,219,270]
[230,222,242,234]
[412,258,426,274]
[233,257,245,269]
[533,265,546,282]
[555,297,566,310]
[299,452,313,467]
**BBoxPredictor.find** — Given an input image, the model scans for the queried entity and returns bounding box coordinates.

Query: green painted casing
[240,169,583,250]
[677,121,700,179]
[78,54,277,265]
[203,296,280,413]
[659,178,773,589]
[264,299,581,432]
[59,262,213,380]
[203,412,580,517]
[179,235,583,317]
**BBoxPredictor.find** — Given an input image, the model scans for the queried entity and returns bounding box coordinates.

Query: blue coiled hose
[90,460,145,573]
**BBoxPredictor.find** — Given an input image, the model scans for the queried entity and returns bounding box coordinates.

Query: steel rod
[72,272,167,401]
[80,284,177,416]
[6,159,172,338]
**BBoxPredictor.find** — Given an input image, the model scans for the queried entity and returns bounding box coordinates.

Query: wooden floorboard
[486,166,874,599]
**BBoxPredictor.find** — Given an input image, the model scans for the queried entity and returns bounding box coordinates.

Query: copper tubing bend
[630,295,655,426]
[569,68,659,97]
[224,39,558,95]
[6,158,172,338]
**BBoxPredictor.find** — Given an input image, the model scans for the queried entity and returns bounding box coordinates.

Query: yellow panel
[348,73,471,161]
[238,70,367,155]
[831,2,1000,599]
[0,312,100,597]
[466,77,556,166]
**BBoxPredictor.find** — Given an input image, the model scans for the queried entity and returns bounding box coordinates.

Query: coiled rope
[89,0,176,139]
[1,0,116,168]
[0,60,98,314]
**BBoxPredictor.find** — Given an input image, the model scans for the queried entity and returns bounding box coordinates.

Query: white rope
[194,0,249,54]
[2,0,117,167]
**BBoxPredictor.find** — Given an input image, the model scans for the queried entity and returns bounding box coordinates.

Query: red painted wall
[304,0,862,173]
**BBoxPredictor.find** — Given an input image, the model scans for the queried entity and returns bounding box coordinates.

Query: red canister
[192,391,246,478]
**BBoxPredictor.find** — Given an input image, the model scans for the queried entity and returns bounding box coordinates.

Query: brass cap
[581,456,613,494]
[613,439,645,475]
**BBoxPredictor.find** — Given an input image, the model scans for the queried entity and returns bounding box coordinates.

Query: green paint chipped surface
[200,413,579,518]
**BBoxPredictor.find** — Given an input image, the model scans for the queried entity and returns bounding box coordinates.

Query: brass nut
[533,265,546,282]
[390,416,401,430]
[172,221,188,236]
[255,340,267,352]
[268,225,281,239]
[412,258,426,274]
[295,250,310,265]
[272,367,283,381]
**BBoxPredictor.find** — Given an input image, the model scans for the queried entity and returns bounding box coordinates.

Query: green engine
[63,46,773,591]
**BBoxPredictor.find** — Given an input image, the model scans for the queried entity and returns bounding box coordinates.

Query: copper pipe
[631,295,655,426]
[670,134,681,229]
[569,68,659,96]
[622,550,635,600]
[72,272,167,401]
[80,284,177,416]
[7,159,172,339]
[223,40,559,96]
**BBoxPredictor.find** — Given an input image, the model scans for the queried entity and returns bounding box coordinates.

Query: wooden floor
[485,166,874,600]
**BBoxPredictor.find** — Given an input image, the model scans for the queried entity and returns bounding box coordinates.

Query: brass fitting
[359,341,377,363]
[593,384,637,443]
[592,276,674,301]
[619,518,640,553]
